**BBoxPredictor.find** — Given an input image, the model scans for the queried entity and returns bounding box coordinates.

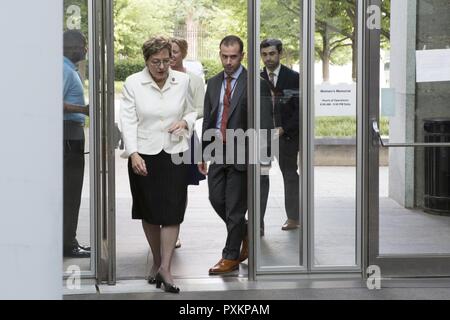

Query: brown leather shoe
[281,219,300,230]
[239,236,249,262]
[208,258,240,275]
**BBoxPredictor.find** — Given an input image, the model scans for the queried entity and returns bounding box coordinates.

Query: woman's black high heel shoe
[147,276,156,284]
[155,273,180,293]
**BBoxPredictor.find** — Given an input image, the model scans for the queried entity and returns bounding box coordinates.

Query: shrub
[115,59,144,81]
[315,116,389,137]
[201,59,223,81]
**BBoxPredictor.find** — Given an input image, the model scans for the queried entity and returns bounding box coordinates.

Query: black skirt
[128,151,189,226]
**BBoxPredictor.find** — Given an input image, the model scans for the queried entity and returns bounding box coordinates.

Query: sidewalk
[63,123,450,280]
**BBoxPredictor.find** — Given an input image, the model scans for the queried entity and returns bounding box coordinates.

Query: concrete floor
[65,287,450,300]
[63,155,450,280]
[63,277,450,300]
[61,133,450,300]
[63,122,450,281]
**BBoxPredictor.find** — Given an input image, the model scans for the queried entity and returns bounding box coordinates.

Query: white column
[0,0,63,299]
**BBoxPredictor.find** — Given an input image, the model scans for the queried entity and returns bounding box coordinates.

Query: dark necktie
[220,76,233,142]
[269,72,276,121]
[269,72,275,87]
[269,72,276,100]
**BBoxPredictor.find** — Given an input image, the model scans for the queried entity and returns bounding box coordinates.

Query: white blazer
[120,68,197,158]
[186,70,205,118]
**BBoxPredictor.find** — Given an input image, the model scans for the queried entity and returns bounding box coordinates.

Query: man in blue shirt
[63,30,90,258]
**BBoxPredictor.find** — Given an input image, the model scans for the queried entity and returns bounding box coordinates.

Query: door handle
[372,119,450,147]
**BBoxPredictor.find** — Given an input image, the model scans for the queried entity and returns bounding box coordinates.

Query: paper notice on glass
[416,49,450,82]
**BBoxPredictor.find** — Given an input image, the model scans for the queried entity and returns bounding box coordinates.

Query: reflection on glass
[258,0,302,268]
[379,0,450,255]
[63,0,91,271]
[313,0,357,266]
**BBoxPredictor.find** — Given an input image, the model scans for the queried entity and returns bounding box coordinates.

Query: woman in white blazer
[120,36,197,293]
[169,37,206,250]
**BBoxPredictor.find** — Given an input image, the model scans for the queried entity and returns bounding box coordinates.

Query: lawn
[315,116,389,137]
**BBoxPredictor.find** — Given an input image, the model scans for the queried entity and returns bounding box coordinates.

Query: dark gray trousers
[208,163,247,260]
[260,135,300,228]
[63,122,85,251]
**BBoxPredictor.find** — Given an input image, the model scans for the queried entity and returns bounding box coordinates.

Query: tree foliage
[114,0,177,59]
[109,0,390,81]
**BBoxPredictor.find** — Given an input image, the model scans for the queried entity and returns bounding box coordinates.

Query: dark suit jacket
[202,67,273,171]
[261,64,300,139]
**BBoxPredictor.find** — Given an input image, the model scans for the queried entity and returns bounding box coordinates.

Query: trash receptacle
[423,118,450,215]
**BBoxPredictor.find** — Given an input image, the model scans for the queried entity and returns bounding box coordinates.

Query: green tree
[279,0,390,81]
[114,0,177,60]
[260,0,301,67]
[110,0,391,82]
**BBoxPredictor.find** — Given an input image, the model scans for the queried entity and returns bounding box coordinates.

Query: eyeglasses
[148,59,171,67]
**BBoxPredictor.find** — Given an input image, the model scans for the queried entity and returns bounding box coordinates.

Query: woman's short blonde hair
[142,36,172,62]
[170,37,188,59]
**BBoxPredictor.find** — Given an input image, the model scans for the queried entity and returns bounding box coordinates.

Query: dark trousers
[208,163,247,260]
[260,135,300,228]
[63,139,85,251]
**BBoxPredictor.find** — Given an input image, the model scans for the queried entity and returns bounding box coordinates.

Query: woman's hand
[168,120,188,136]
[131,153,148,176]
[198,162,208,176]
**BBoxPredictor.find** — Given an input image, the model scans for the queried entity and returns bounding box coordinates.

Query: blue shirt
[63,57,86,123]
[215,65,243,129]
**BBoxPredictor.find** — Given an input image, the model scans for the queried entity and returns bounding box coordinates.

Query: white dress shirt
[216,65,243,130]
[266,64,281,86]
[120,68,197,158]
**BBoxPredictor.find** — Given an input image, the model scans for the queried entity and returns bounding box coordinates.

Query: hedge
[200,59,223,81]
[115,59,145,81]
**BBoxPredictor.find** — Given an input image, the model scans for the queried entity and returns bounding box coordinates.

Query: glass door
[249,0,306,275]
[63,0,95,279]
[63,0,115,283]
[249,0,362,276]
[367,0,450,277]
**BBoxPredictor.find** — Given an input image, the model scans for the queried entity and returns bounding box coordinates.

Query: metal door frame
[62,0,112,280]
[89,0,116,284]
[248,0,364,277]
[365,0,450,277]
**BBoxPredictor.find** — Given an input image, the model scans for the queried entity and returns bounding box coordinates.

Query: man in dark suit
[260,38,300,234]
[198,35,273,274]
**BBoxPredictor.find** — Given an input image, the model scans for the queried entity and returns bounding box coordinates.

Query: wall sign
[315,83,356,116]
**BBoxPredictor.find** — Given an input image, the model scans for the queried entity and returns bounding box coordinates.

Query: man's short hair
[63,29,86,49]
[260,38,283,53]
[220,35,244,53]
